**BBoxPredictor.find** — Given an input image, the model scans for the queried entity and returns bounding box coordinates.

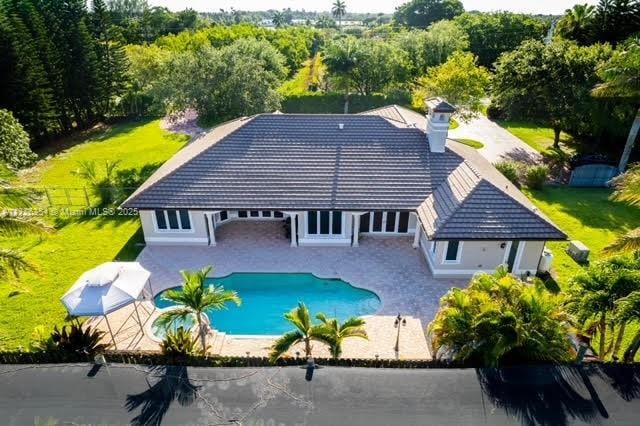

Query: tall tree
[493,40,611,147]
[556,3,597,45]
[394,0,464,29]
[454,12,549,68]
[331,0,346,28]
[412,51,490,118]
[592,39,640,172]
[90,0,128,118]
[592,0,640,45]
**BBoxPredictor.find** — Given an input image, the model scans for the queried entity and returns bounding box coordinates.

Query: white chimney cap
[338,123,344,130]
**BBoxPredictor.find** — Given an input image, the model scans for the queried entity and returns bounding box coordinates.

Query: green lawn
[451,138,484,149]
[499,120,573,154]
[524,187,640,287]
[524,186,640,361]
[0,120,188,349]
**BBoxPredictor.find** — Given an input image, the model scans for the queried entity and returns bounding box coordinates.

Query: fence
[569,164,619,187]
[42,187,91,207]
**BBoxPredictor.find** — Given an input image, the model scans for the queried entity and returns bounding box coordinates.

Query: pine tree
[0,0,58,139]
[90,0,128,118]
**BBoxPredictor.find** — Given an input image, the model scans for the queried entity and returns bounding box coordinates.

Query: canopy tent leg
[134,302,144,332]
[104,315,117,350]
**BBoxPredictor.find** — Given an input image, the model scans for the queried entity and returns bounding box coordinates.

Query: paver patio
[91,221,468,359]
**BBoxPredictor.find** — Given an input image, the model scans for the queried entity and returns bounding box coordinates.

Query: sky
[149,0,600,15]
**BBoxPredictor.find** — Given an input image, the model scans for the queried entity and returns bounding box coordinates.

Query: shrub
[525,165,549,189]
[160,327,199,357]
[0,109,37,169]
[495,160,520,186]
[50,321,108,355]
[486,102,505,120]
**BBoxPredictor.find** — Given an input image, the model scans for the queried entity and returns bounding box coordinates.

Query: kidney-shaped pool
[153,273,381,336]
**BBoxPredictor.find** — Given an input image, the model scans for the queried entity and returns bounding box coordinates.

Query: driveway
[1,363,639,425]
[449,115,542,164]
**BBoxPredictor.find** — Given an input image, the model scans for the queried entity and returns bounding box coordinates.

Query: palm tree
[430,267,573,367]
[565,255,640,359]
[616,288,640,362]
[331,0,347,28]
[592,39,640,173]
[269,303,327,362]
[0,179,50,278]
[156,266,241,353]
[315,313,368,359]
[556,4,596,45]
[605,165,640,253]
[271,11,285,28]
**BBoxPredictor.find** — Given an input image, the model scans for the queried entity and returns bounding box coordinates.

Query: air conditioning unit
[567,240,590,264]
[538,248,553,274]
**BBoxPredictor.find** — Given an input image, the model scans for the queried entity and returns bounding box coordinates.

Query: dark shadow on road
[125,365,199,426]
[476,365,604,426]
[593,363,640,401]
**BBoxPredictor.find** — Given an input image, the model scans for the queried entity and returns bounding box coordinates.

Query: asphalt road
[1,363,639,425]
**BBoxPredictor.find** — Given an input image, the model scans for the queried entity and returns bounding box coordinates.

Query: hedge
[281,92,413,114]
[0,350,467,368]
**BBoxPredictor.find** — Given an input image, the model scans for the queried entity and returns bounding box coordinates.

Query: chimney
[425,97,455,153]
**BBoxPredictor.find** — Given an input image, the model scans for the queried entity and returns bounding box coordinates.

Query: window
[250,210,260,217]
[179,210,191,230]
[220,211,228,221]
[444,241,461,263]
[307,211,343,236]
[274,211,284,218]
[155,210,167,229]
[385,212,396,232]
[320,211,330,234]
[167,210,179,229]
[372,212,383,232]
[154,209,191,232]
[308,211,318,234]
[332,211,342,234]
[238,211,248,218]
[398,212,409,233]
[262,211,272,217]
[359,213,370,232]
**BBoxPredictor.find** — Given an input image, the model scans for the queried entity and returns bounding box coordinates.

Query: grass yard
[499,120,573,154]
[524,186,640,287]
[0,120,188,349]
[524,186,640,361]
[451,138,483,149]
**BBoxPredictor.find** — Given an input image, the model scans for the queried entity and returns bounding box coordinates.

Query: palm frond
[269,330,303,362]
[0,248,35,278]
[610,165,640,207]
[0,186,39,208]
[155,308,196,330]
[0,215,52,237]
[604,228,640,254]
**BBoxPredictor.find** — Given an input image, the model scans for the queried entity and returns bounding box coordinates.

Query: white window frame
[152,209,195,234]
[305,211,344,238]
[442,240,463,265]
[361,211,412,234]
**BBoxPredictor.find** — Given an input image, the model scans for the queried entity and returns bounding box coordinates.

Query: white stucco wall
[140,209,209,246]
[418,228,547,278]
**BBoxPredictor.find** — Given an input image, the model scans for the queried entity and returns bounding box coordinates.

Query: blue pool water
[153,273,380,335]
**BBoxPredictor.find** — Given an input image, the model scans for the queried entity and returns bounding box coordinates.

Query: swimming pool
[152,273,380,336]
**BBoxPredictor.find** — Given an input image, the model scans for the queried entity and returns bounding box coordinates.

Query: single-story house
[122,99,566,278]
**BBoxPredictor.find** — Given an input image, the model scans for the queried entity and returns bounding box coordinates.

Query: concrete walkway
[449,116,542,164]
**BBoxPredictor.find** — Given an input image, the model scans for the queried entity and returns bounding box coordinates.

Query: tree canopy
[393,0,464,29]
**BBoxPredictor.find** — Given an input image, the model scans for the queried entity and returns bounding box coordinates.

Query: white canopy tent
[61,262,153,349]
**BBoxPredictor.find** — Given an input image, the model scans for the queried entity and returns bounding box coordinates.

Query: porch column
[289,212,298,247]
[412,223,421,248]
[352,214,361,247]
[207,213,216,246]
